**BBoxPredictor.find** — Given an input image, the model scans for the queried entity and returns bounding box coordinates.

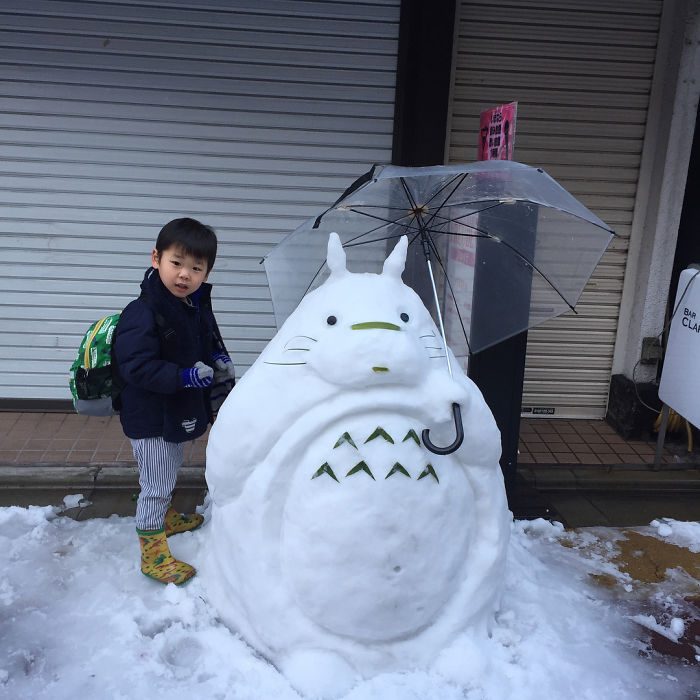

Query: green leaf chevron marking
[311,463,339,482]
[417,464,439,483]
[333,432,358,449]
[365,427,395,444]
[385,462,411,479]
[346,461,376,480]
[402,429,421,445]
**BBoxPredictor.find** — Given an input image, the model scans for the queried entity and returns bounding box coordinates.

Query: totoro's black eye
[326,315,337,326]
[400,312,409,323]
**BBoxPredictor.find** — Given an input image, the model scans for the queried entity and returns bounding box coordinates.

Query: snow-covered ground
[1,501,697,700]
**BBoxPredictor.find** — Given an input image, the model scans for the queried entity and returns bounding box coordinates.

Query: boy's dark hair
[155,217,218,272]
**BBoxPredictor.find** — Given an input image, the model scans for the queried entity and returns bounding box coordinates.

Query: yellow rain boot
[137,528,196,585]
[164,506,204,537]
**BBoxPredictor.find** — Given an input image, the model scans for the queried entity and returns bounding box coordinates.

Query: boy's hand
[212,352,236,379]
[180,361,214,389]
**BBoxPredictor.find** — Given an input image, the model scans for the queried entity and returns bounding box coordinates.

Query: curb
[519,464,700,492]
[3,462,699,492]
[0,463,207,515]
[0,463,205,488]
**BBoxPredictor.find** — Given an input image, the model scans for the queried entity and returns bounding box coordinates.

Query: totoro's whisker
[429,354,446,359]
[263,361,307,366]
[284,347,311,352]
[420,333,436,339]
[424,345,444,350]
[284,335,318,349]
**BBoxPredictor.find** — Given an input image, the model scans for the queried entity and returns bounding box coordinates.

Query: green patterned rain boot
[137,528,196,585]
[164,506,204,537]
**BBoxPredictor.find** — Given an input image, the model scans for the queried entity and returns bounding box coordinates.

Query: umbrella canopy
[262,160,615,357]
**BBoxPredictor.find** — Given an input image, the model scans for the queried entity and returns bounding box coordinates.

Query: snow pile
[1,506,696,699]
[651,518,700,552]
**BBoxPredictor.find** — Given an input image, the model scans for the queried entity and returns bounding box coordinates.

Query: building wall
[612,0,700,383]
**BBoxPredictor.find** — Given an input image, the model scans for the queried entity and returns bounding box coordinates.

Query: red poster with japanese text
[477,102,517,161]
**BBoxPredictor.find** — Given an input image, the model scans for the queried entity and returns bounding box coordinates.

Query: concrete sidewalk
[1,411,699,528]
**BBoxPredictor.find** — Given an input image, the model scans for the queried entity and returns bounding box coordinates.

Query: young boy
[114,217,235,585]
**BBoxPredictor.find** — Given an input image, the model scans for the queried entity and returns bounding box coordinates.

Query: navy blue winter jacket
[114,267,221,443]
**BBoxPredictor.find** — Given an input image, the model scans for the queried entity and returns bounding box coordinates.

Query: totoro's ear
[382,236,408,278]
[326,232,348,277]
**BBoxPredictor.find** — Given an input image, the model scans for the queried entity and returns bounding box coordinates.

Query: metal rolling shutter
[447,0,662,419]
[0,0,400,401]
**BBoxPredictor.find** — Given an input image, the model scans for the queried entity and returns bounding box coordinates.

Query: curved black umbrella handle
[422,403,464,456]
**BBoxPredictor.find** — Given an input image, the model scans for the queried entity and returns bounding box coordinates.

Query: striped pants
[131,437,184,531]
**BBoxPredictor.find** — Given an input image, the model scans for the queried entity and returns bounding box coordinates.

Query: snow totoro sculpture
[202,233,511,698]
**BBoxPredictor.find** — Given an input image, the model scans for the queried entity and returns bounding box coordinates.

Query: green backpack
[69,313,122,416]
[69,297,229,417]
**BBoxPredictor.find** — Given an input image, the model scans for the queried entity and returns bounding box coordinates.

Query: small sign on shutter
[478,102,517,161]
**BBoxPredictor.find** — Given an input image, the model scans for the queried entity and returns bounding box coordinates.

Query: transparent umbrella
[262,159,615,453]
[263,160,614,352]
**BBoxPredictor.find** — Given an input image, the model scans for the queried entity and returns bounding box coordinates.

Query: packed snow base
[204,234,510,695]
[1,505,697,700]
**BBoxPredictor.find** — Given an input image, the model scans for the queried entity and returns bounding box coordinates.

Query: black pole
[469,334,529,493]
[391,0,457,311]
[391,0,457,168]
[468,203,537,497]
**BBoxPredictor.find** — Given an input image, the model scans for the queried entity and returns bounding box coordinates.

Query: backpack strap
[109,292,178,412]
[139,292,177,344]
[212,317,227,355]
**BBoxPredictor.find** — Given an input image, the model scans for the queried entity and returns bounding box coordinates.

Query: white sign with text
[659,266,700,428]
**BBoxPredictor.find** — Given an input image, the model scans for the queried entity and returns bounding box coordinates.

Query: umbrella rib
[423,173,470,209]
[423,174,469,231]
[400,177,420,211]
[445,198,616,237]
[496,238,577,311]
[428,201,506,230]
[419,196,615,239]
[424,203,578,312]
[340,207,421,232]
[300,258,330,299]
[345,201,492,216]
[341,210,435,249]
[343,229,419,248]
[451,220,577,311]
[340,216,414,246]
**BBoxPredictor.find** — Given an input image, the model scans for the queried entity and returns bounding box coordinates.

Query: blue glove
[212,351,236,380]
[180,361,214,389]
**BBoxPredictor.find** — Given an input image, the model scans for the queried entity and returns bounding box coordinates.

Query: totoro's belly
[280,412,474,642]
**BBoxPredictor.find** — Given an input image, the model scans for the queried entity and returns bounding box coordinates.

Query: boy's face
[152,245,209,299]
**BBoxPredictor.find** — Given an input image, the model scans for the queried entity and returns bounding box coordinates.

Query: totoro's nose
[350,321,401,331]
